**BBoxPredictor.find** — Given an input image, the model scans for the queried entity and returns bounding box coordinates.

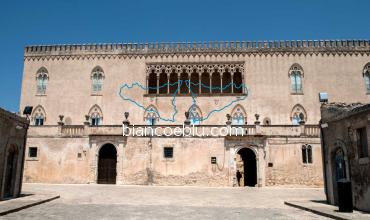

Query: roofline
[24,40,370,57]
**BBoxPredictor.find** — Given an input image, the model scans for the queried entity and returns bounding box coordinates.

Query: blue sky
[1,0,369,112]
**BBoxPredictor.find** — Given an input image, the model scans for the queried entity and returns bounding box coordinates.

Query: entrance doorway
[4,145,19,198]
[236,148,257,187]
[97,144,117,184]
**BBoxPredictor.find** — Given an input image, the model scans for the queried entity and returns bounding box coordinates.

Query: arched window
[233,70,243,94]
[144,105,159,125]
[148,70,157,94]
[363,63,370,93]
[302,144,312,164]
[231,105,246,125]
[212,71,221,93]
[201,71,210,94]
[91,66,104,93]
[89,105,103,126]
[169,70,178,94]
[222,71,232,93]
[335,148,346,181]
[188,104,202,125]
[190,71,199,94]
[32,105,46,126]
[289,64,303,94]
[291,104,306,125]
[180,71,189,94]
[36,67,49,95]
[158,71,168,94]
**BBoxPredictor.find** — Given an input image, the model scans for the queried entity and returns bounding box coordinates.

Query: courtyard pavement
[1,183,329,220]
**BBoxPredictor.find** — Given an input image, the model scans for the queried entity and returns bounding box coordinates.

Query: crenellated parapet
[24,40,370,60]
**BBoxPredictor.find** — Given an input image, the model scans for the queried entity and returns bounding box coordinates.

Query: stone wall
[0,108,29,200]
[321,103,370,212]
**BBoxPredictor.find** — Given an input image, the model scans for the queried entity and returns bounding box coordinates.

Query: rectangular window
[29,147,38,158]
[356,127,369,158]
[163,147,173,159]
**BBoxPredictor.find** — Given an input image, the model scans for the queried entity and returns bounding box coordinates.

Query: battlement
[24,40,370,57]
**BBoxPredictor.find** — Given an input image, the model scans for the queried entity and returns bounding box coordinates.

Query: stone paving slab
[0,193,60,216]
[285,200,370,220]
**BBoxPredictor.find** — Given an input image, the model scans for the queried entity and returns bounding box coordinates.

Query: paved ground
[1,184,329,220]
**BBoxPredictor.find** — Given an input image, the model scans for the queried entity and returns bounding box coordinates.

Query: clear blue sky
[1,0,369,112]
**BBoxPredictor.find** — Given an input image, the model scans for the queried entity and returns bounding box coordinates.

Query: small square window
[77,153,82,158]
[163,147,173,159]
[29,147,38,158]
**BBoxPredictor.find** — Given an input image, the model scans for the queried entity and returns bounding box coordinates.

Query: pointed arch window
[188,105,202,125]
[36,67,49,95]
[302,144,312,164]
[89,105,103,126]
[144,105,159,125]
[363,63,370,93]
[231,105,246,125]
[32,106,46,126]
[91,67,104,93]
[291,104,307,125]
[289,64,303,94]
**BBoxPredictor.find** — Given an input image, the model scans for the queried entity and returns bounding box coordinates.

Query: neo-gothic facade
[20,40,370,186]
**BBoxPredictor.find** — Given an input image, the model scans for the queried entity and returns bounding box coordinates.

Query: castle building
[20,40,370,186]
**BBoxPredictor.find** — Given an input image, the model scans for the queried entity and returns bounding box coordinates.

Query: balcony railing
[28,124,320,138]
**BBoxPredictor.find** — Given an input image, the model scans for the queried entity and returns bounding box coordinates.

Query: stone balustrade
[28,124,320,138]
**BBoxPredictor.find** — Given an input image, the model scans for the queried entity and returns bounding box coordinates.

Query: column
[231,73,234,94]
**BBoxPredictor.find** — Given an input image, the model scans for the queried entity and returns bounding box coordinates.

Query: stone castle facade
[20,40,370,186]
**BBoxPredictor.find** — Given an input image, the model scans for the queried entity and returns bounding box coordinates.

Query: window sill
[91,93,103,96]
[359,157,369,164]
[302,163,313,166]
[162,158,175,162]
[26,158,39,161]
[291,92,304,95]
[144,93,247,97]
[36,94,47,97]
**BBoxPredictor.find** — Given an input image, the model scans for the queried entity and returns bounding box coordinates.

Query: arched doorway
[4,145,19,198]
[236,148,257,187]
[97,144,117,184]
[331,147,349,204]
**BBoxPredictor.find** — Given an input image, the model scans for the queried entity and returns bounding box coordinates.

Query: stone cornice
[24,40,370,61]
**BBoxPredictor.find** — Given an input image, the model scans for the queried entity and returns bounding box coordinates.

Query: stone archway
[3,145,19,198]
[97,143,117,184]
[236,147,257,187]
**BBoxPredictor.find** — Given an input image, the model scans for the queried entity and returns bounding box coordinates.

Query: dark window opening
[158,71,168,94]
[148,71,157,94]
[211,71,221,93]
[190,71,199,94]
[222,71,232,93]
[164,147,173,158]
[201,71,210,94]
[180,71,189,94]
[29,147,38,158]
[77,153,82,158]
[35,118,44,126]
[233,71,243,93]
[356,127,369,158]
[302,145,313,164]
[169,71,178,94]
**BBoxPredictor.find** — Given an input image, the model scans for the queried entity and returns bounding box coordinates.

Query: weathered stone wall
[265,138,323,186]
[0,108,29,200]
[321,103,370,212]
